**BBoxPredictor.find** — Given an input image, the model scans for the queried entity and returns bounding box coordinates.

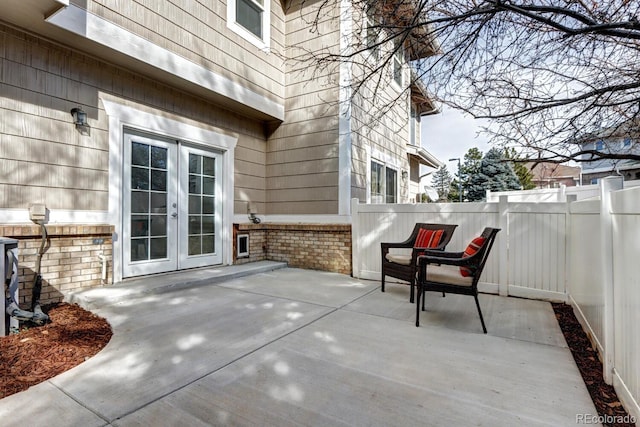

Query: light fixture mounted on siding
[70,107,88,128]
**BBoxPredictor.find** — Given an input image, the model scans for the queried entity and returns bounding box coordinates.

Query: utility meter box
[1,237,19,336]
[29,203,47,222]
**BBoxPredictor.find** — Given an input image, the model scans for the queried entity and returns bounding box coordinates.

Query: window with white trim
[392,39,403,86]
[371,160,397,203]
[228,0,270,49]
[409,104,420,146]
[366,13,380,60]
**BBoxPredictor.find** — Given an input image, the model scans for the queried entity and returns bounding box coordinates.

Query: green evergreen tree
[458,147,483,201]
[448,178,461,202]
[467,148,522,201]
[431,166,452,201]
[504,148,535,190]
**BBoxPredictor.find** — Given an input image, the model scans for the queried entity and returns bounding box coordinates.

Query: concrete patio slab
[0,266,598,426]
[217,268,378,307]
[0,381,105,427]
[51,284,332,422]
[116,308,592,426]
[346,282,568,347]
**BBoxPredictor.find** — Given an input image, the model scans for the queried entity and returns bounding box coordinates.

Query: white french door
[179,145,222,269]
[123,132,222,277]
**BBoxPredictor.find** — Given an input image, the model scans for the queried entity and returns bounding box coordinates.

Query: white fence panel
[611,186,640,419]
[568,200,604,356]
[352,202,500,283]
[487,180,640,203]
[352,199,561,298]
[487,188,565,202]
[508,203,568,299]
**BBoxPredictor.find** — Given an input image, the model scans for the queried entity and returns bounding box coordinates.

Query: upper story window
[366,13,380,60]
[623,138,632,148]
[392,39,404,87]
[409,104,420,146]
[595,140,604,151]
[228,0,270,50]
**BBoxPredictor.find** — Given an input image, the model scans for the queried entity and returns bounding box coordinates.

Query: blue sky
[421,106,492,174]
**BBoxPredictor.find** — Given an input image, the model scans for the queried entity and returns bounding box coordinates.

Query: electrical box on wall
[29,203,47,222]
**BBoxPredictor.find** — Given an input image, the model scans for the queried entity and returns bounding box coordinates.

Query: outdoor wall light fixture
[70,107,88,128]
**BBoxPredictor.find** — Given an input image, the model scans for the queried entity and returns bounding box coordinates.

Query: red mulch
[0,301,636,426]
[0,303,112,399]
[552,303,636,427]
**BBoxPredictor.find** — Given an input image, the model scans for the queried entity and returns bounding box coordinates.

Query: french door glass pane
[202,196,214,214]
[130,142,169,262]
[131,167,149,190]
[151,146,167,168]
[132,142,149,166]
[188,236,201,256]
[131,191,148,213]
[150,237,167,259]
[187,153,216,256]
[131,239,148,262]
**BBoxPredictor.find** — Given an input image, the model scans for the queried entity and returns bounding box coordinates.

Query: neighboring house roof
[527,162,580,186]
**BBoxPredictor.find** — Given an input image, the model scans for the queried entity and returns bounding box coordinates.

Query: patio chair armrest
[418,250,464,259]
[417,253,470,267]
[381,242,413,255]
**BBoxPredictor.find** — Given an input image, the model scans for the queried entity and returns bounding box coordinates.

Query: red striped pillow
[414,229,444,249]
[460,236,486,277]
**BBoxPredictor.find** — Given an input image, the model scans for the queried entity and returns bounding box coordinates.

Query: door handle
[171,212,178,218]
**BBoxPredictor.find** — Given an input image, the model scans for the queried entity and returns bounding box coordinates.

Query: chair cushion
[427,264,473,286]
[385,253,412,265]
[460,236,486,277]
[414,228,444,249]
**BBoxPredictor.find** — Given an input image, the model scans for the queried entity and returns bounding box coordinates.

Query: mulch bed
[0,301,637,426]
[552,303,636,427]
[0,303,112,399]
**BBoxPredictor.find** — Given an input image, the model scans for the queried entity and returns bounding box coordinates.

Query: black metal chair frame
[415,227,501,333]
[380,223,458,303]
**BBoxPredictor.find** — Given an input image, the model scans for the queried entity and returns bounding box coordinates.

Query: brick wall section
[233,224,267,264]
[234,223,352,275]
[0,224,114,307]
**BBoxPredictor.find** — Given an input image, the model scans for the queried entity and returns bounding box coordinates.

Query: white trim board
[102,99,237,283]
[337,0,353,216]
[0,209,108,224]
[45,4,283,121]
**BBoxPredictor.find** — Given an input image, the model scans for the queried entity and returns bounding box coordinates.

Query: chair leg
[409,280,415,303]
[474,294,487,334]
[381,272,385,293]
[415,283,421,327]
[442,292,445,297]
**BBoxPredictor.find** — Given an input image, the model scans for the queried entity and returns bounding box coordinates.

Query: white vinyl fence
[352,196,570,301]
[351,176,640,420]
[487,179,640,203]
[568,179,640,419]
